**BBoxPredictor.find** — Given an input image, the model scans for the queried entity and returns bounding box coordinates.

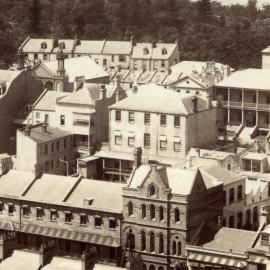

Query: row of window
[40,138,68,156]
[128,229,182,256]
[115,111,181,127]
[127,202,181,223]
[115,133,181,151]
[1,204,117,229]
[224,185,243,205]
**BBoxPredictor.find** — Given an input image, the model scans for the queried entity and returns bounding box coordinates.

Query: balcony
[220,101,270,111]
[104,167,132,176]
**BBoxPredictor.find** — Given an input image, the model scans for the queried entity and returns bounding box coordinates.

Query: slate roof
[203,227,257,253]
[34,91,67,111]
[102,41,132,55]
[21,38,54,53]
[23,125,71,143]
[66,179,124,212]
[74,40,105,54]
[216,69,270,90]
[110,84,210,115]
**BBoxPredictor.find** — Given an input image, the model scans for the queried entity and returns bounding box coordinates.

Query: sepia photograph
[0,0,270,269]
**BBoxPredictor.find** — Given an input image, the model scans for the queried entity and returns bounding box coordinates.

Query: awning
[188,253,246,268]
[174,137,181,143]
[17,223,120,247]
[159,135,167,141]
[114,130,122,136]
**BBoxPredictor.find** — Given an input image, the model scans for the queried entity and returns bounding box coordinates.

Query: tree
[247,0,257,21]
[26,0,42,35]
[196,0,212,23]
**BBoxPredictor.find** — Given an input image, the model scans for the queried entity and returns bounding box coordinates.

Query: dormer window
[41,42,47,49]
[143,47,149,55]
[161,48,167,55]
[60,42,65,49]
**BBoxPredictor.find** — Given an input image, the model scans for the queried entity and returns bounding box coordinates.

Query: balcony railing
[220,101,270,111]
[104,167,132,175]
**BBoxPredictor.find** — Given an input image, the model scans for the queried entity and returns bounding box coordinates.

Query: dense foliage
[0,0,270,68]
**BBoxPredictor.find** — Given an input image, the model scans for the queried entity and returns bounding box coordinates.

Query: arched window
[143,264,147,270]
[150,232,155,252]
[143,47,149,55]
[44,81,53,91]
[149,265,155,270]
[149,185,156,196]
[150,204,156,220]
[161,48,167,55]
[142,204,146,219]
[158,267,164,270]
[177,241,182,256]
[159,206,164,221]
[141,231,146,251]
[174,208,180,223]
[128,202,133,217]
[159,234,164,254]
[172,240,176,255]
[127,229,135,250]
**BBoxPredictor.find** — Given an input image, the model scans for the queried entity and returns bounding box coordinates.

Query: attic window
[143,47,149,55]
[161,48,167,55]
[41,42,47,49]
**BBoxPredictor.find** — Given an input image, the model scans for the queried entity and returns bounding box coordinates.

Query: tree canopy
[0,0,270,68]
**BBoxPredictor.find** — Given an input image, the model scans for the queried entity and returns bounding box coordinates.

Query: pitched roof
[199,165,244,186]
[102,41,132,55]
[57,84,100,106]
[74,40,105,54]
[22,125,71,143]
[43,56,109,82]
[216,68,270,90]
[128,164,198,195]
[66,179,124,212]
[203,227,257,253]
[152,42,177,59]
[0,70,22,82]
[23,174,78,203]
[0,170,35,197]
[132,43,153,59]
[110,84,210,115]
[34,91,67,111]
[51,39,74,54]
[21,38,53,53]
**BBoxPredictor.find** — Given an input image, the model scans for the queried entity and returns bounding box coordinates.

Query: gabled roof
[43,56,109,82]
[203,227,257,253]
[57,84,100,107]
[109,84,210,115]
[216,68,270,91]
[199,165,244,186]
[0,70,22,82]
[152,42,178,59]
[21,38,54,53]
[132,43,153,59]
[102,41,132,55]
[74,40,105,54]
[128,164,198,196]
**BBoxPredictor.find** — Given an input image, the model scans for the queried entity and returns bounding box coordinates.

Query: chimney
[100,85,106,100]
[226,65,231,77]
[132,85,138,94]
[130,35,136,46]
[133,147,142,170]
[206,92,212,109]
[42,122,47,133]
[25,123,31,136]
[260,206,270,226]
[117,65,121,73]
[191,96,198,113]
[115,89,120,103]
[115,74,121,88]
[56,47,65,77]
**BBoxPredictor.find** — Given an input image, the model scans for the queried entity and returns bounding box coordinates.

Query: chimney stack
[152,41,157,48]
[260,206,270,226]
[42,122,47,133]
[206,92,212,109]
[100,85,106,100]
[133,147,142,170]
[191,96,198,113]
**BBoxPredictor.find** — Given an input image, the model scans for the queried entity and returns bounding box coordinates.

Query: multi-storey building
[122,160,223,270]
[0,69,43,154]
[215,69,270,141]
[16,123,74,175]
[19,37,179,72]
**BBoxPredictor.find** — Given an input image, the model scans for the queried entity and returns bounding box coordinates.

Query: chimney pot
[42,122,47,133]
[133,147,142,169]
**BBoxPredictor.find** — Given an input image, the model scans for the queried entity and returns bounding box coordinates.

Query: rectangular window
[128,133,135,147]
[57,141,60,151]
[144,113,150,124]
[80,214,88,225]
[43,54,48,61]
[8,204,14,215]
[159,136,167,150]
[115,135,122,145]
[50,210,57,221]
[60,115,65,126]
[94,216,102,227]
[128,112,135,123]
[109,218,116,229]
[103,59,107,66]
[237,212,242,228]
[119,55,126,62]
[144,133,150,148]
[51,142,54,153]
[64,138,66,148]
[44,144,48,155]
[22,206,30,217]
[229,188,234,204]
[36,208,43,219]
[34,53,38,60]
[115,110,121,121]
[160,114,166,126]
[0,203,3,213]
[111,55,114,62]
[174,116,180,127]
[65,212,72,223]
[174,137,181,152]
